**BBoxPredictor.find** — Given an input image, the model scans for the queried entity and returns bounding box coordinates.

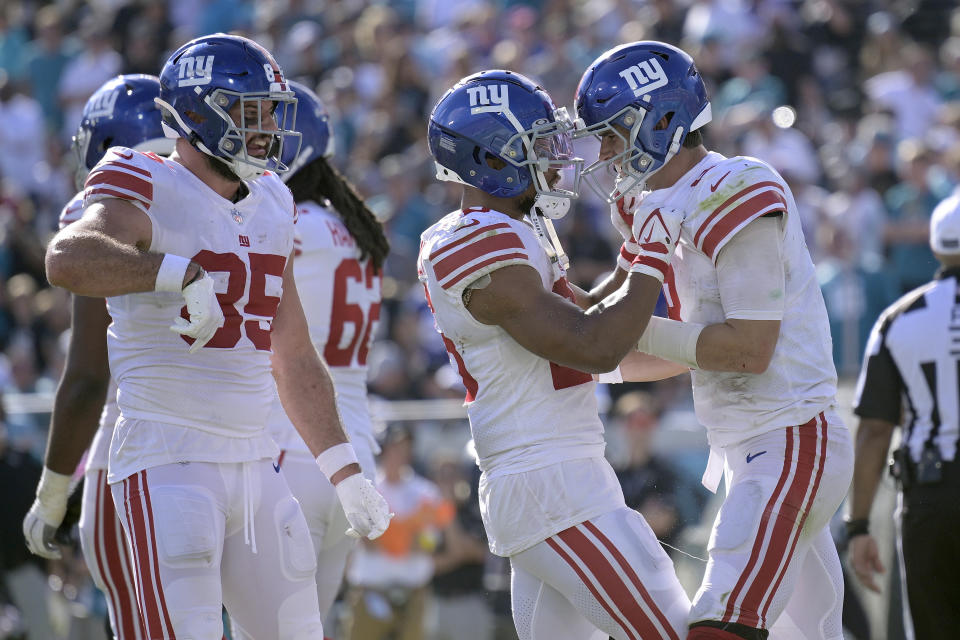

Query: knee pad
[711,481,763,552]
[149,486,220,569]
[274,496,318,582]
[169,606,223,639]
[689,620,769,640]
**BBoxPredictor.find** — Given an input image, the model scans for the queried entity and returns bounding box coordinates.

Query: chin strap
[528,208,569,280]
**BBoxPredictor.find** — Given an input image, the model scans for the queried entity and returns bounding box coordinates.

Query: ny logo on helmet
[178,55,214,88]
[86,89,120,119]
[468,84,510,113]
[618,58,668,98]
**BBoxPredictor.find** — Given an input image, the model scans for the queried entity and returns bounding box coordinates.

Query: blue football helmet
[574,41,712,202]
[280,81,333,181]
[428,70,582,219]
[72,74,174,190]
[156,33,301,180]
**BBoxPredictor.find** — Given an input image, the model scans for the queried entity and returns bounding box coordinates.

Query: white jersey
[266,200,380,455]
[419,208,624,555]
[84,147,293,481]
[623,152,839,447]
[59,191,119,473]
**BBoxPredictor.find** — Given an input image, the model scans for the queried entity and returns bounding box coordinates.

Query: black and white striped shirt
[854,267,960,463]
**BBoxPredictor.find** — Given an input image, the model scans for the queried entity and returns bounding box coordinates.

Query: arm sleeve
[82,147,155,214]
[853,316,904,423]
[715,216,786,321]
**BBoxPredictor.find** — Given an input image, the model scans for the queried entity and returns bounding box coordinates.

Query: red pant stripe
[122,474,156,638]
[759,415,829,625]
[100,472,145,639]
[582,521,680,640]
[735,424,818,626]
[545,536,639,640]
[138,471,177,638]
[92,471,125,636]
[721,427,797,624]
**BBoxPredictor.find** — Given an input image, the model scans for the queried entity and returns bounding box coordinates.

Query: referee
[847,189,960,638]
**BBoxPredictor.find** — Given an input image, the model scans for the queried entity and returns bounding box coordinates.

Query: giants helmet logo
[86,89,120,119]
[618,58,668,98]
[178,55,214,87]
[468,84,510,113]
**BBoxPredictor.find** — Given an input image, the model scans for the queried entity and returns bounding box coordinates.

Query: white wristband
[36,467,72,508]
[597,366,623,384]
[636,316,703,369]
[315,443,359,482]
[155,254,191,292]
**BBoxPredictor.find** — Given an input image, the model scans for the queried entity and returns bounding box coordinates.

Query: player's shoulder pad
[295,200,350,251]
[58,191,86,230]
[83,147,162,213]
[687,156,789,261]
[421,207,534,293]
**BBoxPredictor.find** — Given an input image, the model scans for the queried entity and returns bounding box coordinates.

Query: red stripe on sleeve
[434,232,525,280]
[692,182,783,247]
[441,252,527,290]
[700,189,786,260]
[86,171,154,202]
[101,159,152,178]
[429,223,511,261]
[85,187,152,210]
[619,242,638,261]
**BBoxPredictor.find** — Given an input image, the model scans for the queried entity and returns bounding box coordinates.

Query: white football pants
[691,414,852,639]
[111,460,324,640]
[79,468,146,639]
[510,507,690,640]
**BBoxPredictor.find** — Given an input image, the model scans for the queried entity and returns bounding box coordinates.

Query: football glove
[170,271,224,353]
[629,204,684,283]
[23,468,72,559]
[334,473,393,540]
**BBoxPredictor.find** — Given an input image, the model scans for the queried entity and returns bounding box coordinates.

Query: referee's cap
[931,190,960,255]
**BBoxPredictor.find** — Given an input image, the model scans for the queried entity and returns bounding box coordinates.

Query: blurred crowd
[1,0,958,637]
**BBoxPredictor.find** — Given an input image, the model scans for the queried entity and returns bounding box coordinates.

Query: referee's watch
[844,518,870,538]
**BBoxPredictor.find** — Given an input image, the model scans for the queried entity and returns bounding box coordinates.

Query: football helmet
[574,41,712,202]
[156,33,301,180]
[71,74,173,190]
[428,70,582,219]
[280,81,334,181]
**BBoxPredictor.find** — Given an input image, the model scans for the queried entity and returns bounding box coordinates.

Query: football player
[43,34,390,640]
[419,70,690,640]
[228,81,388,637]
[23,73,173,640]
[574,41,853,640]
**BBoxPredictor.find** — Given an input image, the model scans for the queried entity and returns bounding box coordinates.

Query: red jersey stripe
[87,171,154,202]
[700,189,787,260]
[441,252,527,290]
[434,232,524,280]
[100,159,152,178]
[442,335,478,402]
[693,181,784,247]
[429,223,511,261]
[85,187,152,210]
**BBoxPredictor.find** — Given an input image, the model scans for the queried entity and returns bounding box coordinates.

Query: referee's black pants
[900,461,960,639]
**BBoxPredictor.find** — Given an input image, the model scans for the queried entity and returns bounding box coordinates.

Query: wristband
[844,518,870,538]
[36,467,72,507]
[315,443,359,482]
[597,366,623,384]
[155,254,192,292]
[636,316,703,369]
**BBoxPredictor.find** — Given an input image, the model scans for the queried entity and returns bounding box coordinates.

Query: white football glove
[23,468,72,559]
[170,272,224,353]
[334,473,393,540]
[628,204,685,283]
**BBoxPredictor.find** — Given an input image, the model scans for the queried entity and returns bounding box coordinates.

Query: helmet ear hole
[484,152,507,170]
[654,112,674,131]
[99,137,113,154]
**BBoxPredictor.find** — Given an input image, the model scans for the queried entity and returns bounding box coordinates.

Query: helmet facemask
[500,107,583,219]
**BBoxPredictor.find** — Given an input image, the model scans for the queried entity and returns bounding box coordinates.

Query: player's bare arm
[466,263,662,373]
[583,267,627,308]
[847,417,895,592]
[269,251,358,482]
[618,350,689,382]
[43,295,111,475]
[46,198,201,297]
